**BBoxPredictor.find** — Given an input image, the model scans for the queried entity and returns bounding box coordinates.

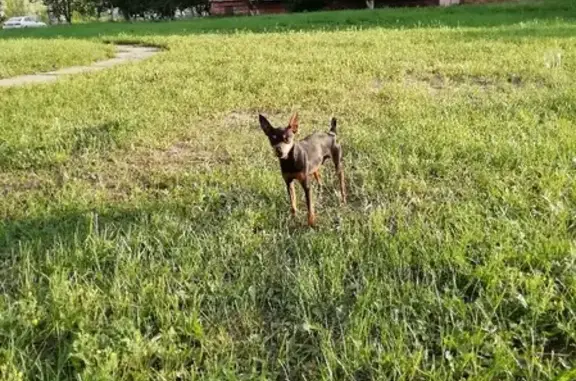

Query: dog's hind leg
[313,170,322,186]
[332,144,346,205]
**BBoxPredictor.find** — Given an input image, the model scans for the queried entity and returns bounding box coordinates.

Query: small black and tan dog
[258,113,346,226]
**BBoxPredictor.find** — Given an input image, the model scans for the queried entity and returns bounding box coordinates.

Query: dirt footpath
[0,45,160,88]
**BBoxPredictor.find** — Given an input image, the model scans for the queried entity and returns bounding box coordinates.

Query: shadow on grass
[0,199,224,260]
[2,186,575,378]
[0,121,125,171]
[0,0,574,40]
[0,182,361,378]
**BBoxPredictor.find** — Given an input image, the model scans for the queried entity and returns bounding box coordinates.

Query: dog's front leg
[285,180,297,216]
[300,178,315,227]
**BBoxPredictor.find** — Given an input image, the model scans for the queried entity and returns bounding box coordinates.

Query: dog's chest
[279,157,305,174]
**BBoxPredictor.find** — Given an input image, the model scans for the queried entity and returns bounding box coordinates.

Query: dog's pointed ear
[259,114,273,135]
[288,113,299,133]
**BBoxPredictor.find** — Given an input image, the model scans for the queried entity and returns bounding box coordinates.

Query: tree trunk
[366,0,374,9]
[64,0,72,23]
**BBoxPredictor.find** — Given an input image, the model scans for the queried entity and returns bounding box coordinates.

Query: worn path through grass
[0,39,115,79]
[0,44,161,87]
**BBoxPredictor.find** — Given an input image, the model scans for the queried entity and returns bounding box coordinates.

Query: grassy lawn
[1,1,576,380]
[0,39,115,79]
[0,0,574,39]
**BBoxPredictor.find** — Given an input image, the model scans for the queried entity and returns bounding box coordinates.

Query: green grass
[0,39,115,79]
[0,0,575,39]
[1,1,576,380]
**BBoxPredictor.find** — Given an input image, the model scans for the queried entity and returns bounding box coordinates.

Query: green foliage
[288,0,327,12]
[1,0,574,38]
[3,0,47,18]
[40,0,210,23]
[5,0,27,16]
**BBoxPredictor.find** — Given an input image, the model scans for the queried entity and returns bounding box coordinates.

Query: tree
[93,0,112,19]
[113,0,146,20]
[42,0,106,23]
[177,0,209,16]
[43,0,72,22]
[0,0,5,21]
[113,0,208,20]
[287,0,327,12]
[5,0,29,17]
[40,0,209,23]
[75,0,111,19]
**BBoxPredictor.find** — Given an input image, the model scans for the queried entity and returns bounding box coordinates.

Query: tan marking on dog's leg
[287,181,297,215]
[313,170,322,185]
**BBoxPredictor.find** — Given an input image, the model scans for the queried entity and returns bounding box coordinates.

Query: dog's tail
[329,117,337,136]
